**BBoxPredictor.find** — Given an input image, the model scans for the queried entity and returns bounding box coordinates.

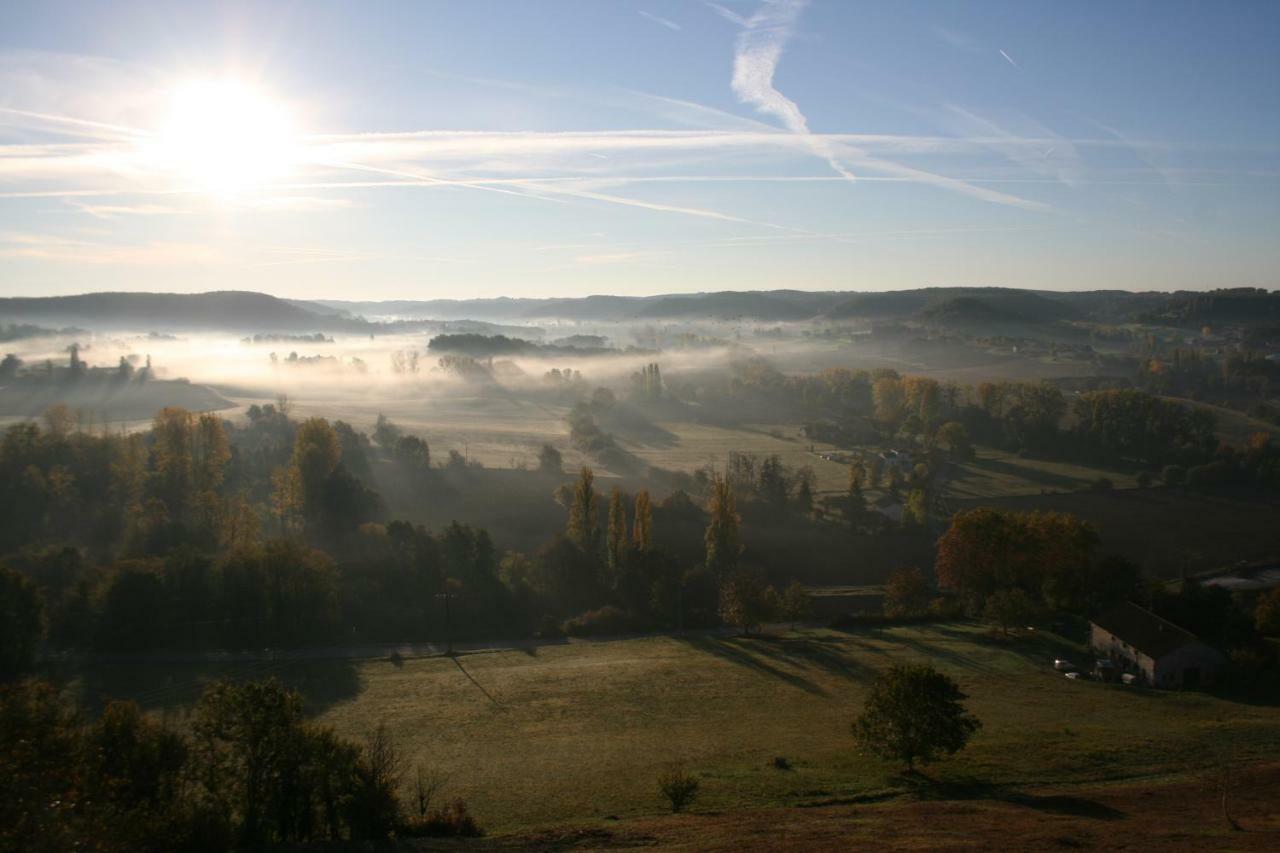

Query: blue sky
[1,0,1277,300]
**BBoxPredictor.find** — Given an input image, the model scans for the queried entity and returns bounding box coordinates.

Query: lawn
[68,624,1280,836]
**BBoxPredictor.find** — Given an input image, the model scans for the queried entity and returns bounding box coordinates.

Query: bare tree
[412,763,449,818]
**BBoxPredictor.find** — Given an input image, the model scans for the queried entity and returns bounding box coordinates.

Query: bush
[399,799,483,838]
[562,605,632,638]
[1135,471,1153,488]
[1162,464,1186,485]
[658,766,700,813]
[1087,477,1114,492]
[927,596,965,621]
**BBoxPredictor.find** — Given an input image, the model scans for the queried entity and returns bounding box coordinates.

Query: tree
[1256,588,1280,637]
[0,565,44,680]
[291,418,342,523]
[792,466,815,514]
[852,663,981,771]
[566,466,599,552]
[632,489,653,553]
[372,413,401,449]
[150,407,195,520]
[718,569,773,635]
[780,581,811,628]
[937,421,974,461]
[983,588,1036,636]
[704,475,741,579]
[903,488,928,529]
[537,443,562,474]
[883,567,930,620]
[936,508,1097,609]
[758,454,789,507]
[606,488,628,579]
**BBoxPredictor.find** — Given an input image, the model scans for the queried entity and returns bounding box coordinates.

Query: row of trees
[0,677,477,852]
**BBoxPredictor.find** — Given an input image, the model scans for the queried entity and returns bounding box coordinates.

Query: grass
[944,449,1138,499]
[620,421,852,494]
[69,624,1280,836]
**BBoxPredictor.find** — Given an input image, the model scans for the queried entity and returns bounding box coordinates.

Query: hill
[827,287,1078,325]
[0,291,373,333]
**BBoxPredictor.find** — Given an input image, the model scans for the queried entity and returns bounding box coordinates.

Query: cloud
[724,1,857,181]
[999,49,1018,69]
[704,2,749,27]
[638,11,682,31]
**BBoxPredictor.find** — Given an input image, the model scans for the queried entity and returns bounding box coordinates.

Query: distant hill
[0,291,372,333]
[828,287,1078,325]
[5,287,1269,333]
[632,291,814,321]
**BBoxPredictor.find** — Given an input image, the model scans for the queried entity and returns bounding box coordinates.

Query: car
[1053,659,1076,672]
[1064,672,1081,679]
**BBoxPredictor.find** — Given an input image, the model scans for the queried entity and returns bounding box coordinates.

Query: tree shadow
[971,457,1086,491]
[738,633,876,683]
[907,773,1125,820]
[676,634,830,696]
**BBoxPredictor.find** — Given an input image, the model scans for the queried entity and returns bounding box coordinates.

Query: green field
[71,625,1280,837]
[945,449,1139,499]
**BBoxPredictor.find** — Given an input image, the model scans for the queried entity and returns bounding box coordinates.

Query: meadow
[67,624,1280,838]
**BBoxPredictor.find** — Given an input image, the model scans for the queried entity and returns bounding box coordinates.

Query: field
[68,624,1280,840]
[944,449,1139,499]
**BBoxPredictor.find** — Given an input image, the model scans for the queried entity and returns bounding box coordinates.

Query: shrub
[1135,471,1153,488]
[400,799,483,838]
[1162,464,1186,485]
[562,605,632,638]
[657,766,700,813]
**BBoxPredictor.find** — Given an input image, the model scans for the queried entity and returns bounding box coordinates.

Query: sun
[152,78,299,196]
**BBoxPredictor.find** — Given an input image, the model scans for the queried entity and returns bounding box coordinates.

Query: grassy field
[620,421,852,494]
[944,449,1139,499]
[69,624,1280,837]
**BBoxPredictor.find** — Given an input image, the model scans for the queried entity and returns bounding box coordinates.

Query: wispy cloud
[724,1,857,181]
[638,10,682,31]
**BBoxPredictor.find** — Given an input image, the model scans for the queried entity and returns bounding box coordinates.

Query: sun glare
[152,78,298,196]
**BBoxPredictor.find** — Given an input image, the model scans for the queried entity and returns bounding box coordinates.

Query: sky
[1,0,1278,301]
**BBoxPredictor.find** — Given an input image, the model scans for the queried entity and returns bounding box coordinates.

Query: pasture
[68,624,1280,837]
[944,449,1139,499]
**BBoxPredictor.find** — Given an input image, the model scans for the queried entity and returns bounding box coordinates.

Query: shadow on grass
[905,773,1125,820]
[972,457,1089,491]
[676,634,832,696]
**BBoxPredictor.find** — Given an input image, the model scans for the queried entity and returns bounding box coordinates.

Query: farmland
[66,624,1280,839]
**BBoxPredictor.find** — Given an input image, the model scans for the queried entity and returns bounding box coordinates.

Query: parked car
[1053,659,1076,672]
[1064,672,1081,680]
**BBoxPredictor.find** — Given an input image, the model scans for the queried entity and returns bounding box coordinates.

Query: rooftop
[1091,602,1202,659]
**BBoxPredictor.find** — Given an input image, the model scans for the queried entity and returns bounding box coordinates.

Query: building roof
[1091,602,1202,660]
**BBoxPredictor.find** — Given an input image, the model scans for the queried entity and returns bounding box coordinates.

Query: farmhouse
[1090,602,1226,689]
